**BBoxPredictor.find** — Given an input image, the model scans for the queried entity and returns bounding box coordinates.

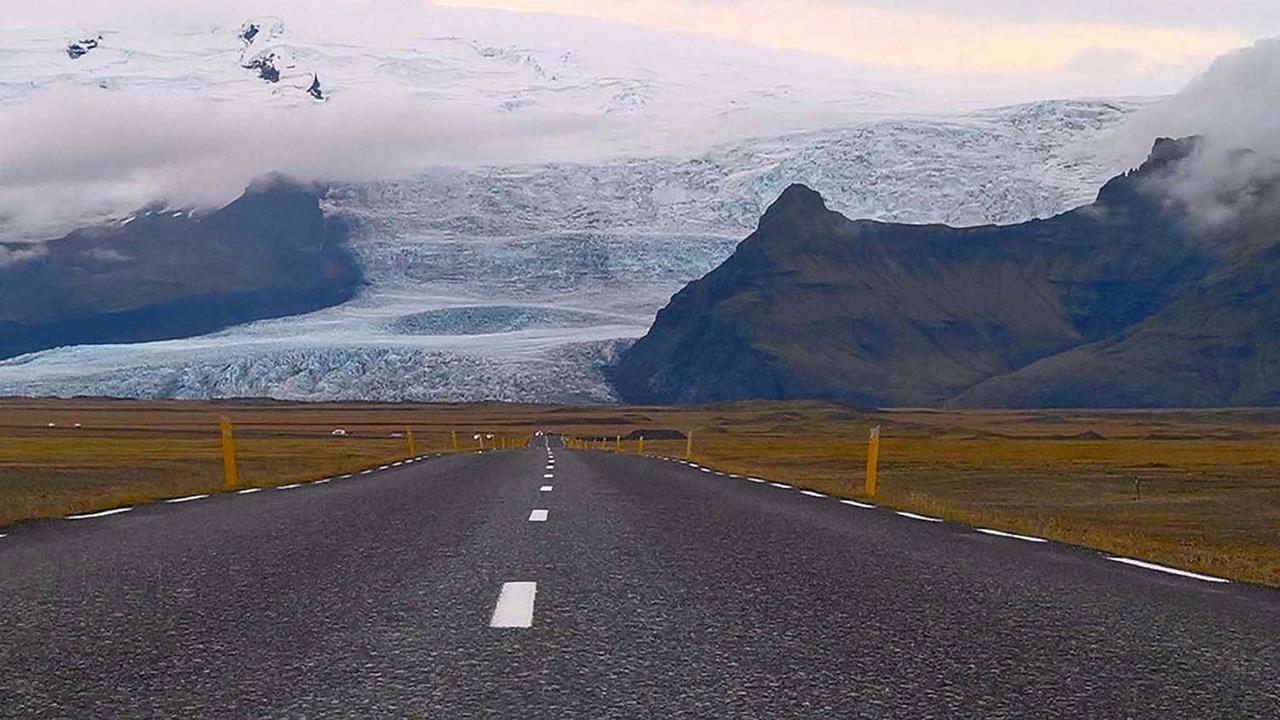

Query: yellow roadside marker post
[638,436,645,454]
[406,428,416,457]
[452,431,459,452]
[685,430,693,460]
[864,425,881,498]
[219,417,239,490]
[616,435,621,451]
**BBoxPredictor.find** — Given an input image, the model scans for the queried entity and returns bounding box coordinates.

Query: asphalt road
[1,441,1276,718]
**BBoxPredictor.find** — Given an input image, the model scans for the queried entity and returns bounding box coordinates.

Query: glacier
[0,6,1153,402]
[0,98,1147,402]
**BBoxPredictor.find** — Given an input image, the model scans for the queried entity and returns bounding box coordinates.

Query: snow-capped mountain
[0,5,1151,401]
[0,99,1143,402]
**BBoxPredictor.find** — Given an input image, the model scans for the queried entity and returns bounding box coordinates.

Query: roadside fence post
[864,425,881,498]
[220,417,239,490]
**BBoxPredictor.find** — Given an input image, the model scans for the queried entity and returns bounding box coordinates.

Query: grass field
[2,399,1277,587]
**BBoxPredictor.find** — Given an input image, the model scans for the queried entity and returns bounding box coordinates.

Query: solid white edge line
[236,488,262,495]
[840,499,876,509]
[164,494,209,504]
[490,581,537,628]
[540,485,553,492]
[528,509,549,522]
[975,528,1049,543]
[896,511,943,523]
[1106,556,1230,583]
[800,490,828,498]
[66,507,132,520]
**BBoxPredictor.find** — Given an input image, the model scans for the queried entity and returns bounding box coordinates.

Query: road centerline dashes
[540,485,553,492]
[528,509,549,522]
[490,582,537,628]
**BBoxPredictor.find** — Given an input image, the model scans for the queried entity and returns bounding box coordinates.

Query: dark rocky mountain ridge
[0,176,362,361]
[610,137,1280,408]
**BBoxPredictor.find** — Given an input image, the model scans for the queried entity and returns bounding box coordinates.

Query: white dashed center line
[896,511,943,523]
[747,477,766,483]
[66,507,133,520]
[490,581,538,628]
[840,499,876,509]
[540,485,553,492]
[543,473,554,479]
[314,478,332,484]
[277,483,303,490]
[975,528,1048,543]
[769,482,793,489]
[1106,557,1230,583]
[528,509,549,522]
[360,470,373,475]
[164,494,209,504]
[800,490,828,498]
[236,488,262,495]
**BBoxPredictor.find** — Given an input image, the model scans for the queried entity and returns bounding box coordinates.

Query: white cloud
[1117,38,1280,225]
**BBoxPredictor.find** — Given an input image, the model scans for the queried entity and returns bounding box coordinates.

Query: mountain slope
[0,177,361,360]
[0,99,1140,402]
[610,138,1279,408]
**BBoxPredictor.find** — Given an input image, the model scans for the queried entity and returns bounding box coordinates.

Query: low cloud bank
[1118,37,1280,226]
[0,86,601,241]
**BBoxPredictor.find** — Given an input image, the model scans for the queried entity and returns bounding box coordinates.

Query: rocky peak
[759,184,827,224]
[1095,135,1205,207]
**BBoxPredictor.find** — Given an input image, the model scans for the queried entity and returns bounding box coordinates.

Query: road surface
[1,441,1276,718]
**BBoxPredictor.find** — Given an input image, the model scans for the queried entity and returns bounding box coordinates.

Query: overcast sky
[440,0,1278,96]
[2,0,1276,239]
[5,0,1276,96]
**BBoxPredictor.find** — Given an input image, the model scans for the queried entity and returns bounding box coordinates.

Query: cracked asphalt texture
[1,440,1276,718]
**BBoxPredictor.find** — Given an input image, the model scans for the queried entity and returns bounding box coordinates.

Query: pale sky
[438,0,1280,95]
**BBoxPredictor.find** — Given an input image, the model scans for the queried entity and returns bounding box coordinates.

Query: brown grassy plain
[1,398,1276,586]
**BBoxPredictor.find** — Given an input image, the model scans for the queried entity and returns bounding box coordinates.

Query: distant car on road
[331,428,348,437]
